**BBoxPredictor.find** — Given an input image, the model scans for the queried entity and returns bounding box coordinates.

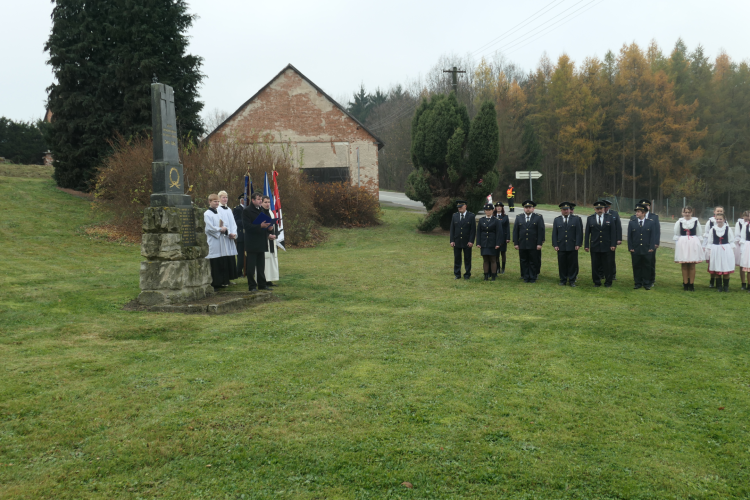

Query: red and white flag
[272,170,286,251]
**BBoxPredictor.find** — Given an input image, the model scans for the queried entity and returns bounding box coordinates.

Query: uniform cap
[593,200,607,208]
[456,200,466,207]
[494,201,504,207]
[522,200,537,207]
[558,201,573,209]
[483,203,494,210]
[237,194,246,200]
[637,199,651,206]
[603,199,612,206]
[635,204,648,212]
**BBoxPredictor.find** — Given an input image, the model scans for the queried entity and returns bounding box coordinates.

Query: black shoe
[724,285,729,292]
[605,283,612,288]
[529,279,537,283]
[524,279,530,283]
[612,276,617,280]
[491,274,497,281]
[559,281,567,286]
[484,273,489,281]
[258,286,270,290]
[455,275,461,280]
[709,279,715,288]
[683,283,688,291]
[500,269,505,274]
[742,283,747,290]
[266,282,276,287]
[594,283,602,287]
[464,275,471,280]
[634,284,642,289]
[690,283,695,292]
[644,285,651,290]
[249,287,258,292]
[570,282,576,287]
[717,286,723,292]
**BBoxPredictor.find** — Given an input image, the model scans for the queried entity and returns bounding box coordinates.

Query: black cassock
[512,212,545,282]
[552,214,583,284]
[585,213,617,286]
[449,211,476,278]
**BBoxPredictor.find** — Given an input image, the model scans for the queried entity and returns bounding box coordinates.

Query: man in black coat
[585,200,617,287]
[552,201,583,286]
[603,200,622,280]
[513,200,545,283]
[449,200,476,279]
[631,199,660,285]
[233,194,246,276]
[628,204,658,290]
[242,192,273,291]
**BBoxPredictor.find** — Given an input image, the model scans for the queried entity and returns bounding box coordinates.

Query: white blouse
[673,217,703,241]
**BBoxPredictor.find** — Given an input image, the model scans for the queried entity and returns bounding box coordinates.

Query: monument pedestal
[137,206,214,306]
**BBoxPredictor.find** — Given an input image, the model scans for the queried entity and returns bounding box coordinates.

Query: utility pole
[443,66,466,93]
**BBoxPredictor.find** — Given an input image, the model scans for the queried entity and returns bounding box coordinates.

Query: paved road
[379,190,676,248]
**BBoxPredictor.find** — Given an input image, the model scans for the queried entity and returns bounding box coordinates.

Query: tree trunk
[632,125,636,201]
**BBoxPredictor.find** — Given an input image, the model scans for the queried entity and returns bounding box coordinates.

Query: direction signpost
[515,171,543,201]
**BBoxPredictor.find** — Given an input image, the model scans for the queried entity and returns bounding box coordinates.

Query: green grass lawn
[1,170,749,499]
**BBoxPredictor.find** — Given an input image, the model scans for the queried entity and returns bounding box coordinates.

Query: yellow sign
[169,167,181,188]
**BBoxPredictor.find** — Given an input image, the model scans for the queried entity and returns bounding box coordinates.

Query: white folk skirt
[733,244,742,266]
[740,241,750,272]
[674,235,704,263]
[706,244,735,274]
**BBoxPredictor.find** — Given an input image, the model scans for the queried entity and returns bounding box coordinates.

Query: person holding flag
[272,168,286,251]
[262,173,280,285]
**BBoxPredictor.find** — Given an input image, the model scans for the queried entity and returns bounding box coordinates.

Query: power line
[475,0,591,59]
[470,0,566,57]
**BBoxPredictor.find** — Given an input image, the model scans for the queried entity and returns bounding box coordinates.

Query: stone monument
[136,83,213,305]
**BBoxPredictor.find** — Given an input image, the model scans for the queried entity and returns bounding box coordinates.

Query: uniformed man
[513,200,545,283]
[630,199,660,285]
[585,200,617,287]
[449,200,476,279]
[602,200,622,280]
[552,201,583,286]
[568,204,583,282]
[628,204,657,290]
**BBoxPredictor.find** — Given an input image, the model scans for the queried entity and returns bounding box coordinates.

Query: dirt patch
[82,220,141,244]
[57,187,94,200]
[123,290,277,314]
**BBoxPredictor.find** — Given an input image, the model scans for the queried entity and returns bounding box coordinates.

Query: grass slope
[1,170,749,499]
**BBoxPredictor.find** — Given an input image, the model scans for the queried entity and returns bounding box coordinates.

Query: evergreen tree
[347,84,371,123]
[405,93,499,231]
[45,0,204,191]
[0,118,49,164]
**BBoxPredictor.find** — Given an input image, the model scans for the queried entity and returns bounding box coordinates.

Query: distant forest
[347,39,750,213]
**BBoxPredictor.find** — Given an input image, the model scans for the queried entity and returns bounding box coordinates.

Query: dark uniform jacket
[233,204,245,242]
[631,212,660,242]
[476,216,504,255]
[450,211,476,248]
[627,218,658,254]
[607,209,623,242]
[242,203,271,253]
[552,214,583,251]
[513,213,545,249]
[585,213,617,251]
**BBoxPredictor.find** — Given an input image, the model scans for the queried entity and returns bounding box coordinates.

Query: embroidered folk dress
[733,219,747,267]
[703,224,735,275]
[739,222,750,272]
[673,217,704,263]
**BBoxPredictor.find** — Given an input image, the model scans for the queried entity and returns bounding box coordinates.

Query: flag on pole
[272,169,285,251]
[262,172,275,213]
[486,193,493,206]
[243,172,250,206]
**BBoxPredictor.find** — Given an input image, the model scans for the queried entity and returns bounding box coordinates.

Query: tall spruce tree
[45,0,204,191]
[406,93,499,231]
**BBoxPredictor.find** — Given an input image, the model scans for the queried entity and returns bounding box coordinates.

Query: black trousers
[519,248,541,281]
[631,252,653,286]
[453,246,472,277]
[591,251,613,285]
[235,240,245,276]
[557,250,578,282]
[507,198,514,211]
[608,247,617,277]
[246,251,266,289]
[650,247,657,282]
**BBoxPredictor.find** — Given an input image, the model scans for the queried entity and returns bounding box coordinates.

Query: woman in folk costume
[476,203,504,281]
[493,201,510,274]
[703,213,735,292]
[259,195,279,285]
[204,194,232,289]
[734,211,750,290]
[704,206,725,288]
[217,190,239,282]
[673,206,703,292]
[738,211,750,292]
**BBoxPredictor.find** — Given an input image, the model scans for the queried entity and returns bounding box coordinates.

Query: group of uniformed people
[449,197,662,289]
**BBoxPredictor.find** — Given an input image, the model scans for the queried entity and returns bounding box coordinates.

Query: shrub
[310,182,382,228]
[94,135,319,246]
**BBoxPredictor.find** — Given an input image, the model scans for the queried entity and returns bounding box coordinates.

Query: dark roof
[203,64,384,150]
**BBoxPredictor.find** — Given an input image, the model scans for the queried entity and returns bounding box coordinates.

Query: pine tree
[45,0,204,191]
[406,93,499,231]
[347,85,371,123]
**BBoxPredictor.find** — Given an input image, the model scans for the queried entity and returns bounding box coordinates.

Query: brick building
[205,64,384,192]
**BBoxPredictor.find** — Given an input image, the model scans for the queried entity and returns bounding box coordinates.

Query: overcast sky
[3,0,749,123]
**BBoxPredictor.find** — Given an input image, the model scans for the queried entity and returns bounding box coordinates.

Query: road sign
[515,171,542,180]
